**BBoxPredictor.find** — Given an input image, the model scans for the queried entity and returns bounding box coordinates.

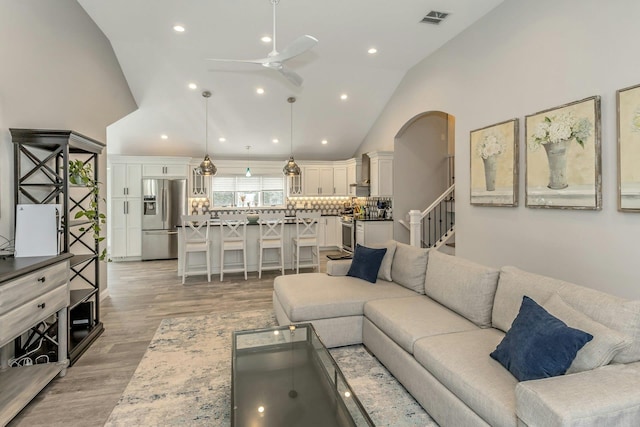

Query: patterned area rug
[105,310,437,426]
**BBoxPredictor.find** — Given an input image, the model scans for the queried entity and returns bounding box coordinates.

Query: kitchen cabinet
[347,161,358,196]
[189,164,208,197]
[318,216,339,248]
[0,255,72,426]
[111,163,142,197]
[109,162,142,259]
[287,174,303,196]
[143,163,188,178]
[368,152,393,197]
[110,198,142,258]
[355,220,393,247]
[11,129,105,366]
[333,166,348,195]
[304,166,334,195]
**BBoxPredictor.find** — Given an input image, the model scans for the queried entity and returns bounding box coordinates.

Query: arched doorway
[393,111,454,243]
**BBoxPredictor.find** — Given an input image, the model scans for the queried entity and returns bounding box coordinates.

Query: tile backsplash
[189,197,352,217]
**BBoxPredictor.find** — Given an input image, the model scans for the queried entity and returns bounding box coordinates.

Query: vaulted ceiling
[78,0,502,161]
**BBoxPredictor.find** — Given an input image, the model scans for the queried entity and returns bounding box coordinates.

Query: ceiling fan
[206,0,317,86]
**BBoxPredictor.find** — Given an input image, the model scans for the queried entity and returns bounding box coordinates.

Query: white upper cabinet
[304,165,334,195]
[142,163,188,177]
[189,164,208,197]
[368,152,393,197]
[333,166,348,196]
[111,163,142,198]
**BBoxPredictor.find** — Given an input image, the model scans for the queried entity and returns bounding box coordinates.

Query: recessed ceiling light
[188,83,197,90]
[256,87,265,95]
[161,134,168,140]
[173,25,185,33]
[219,137,226,142]
[321,139,328,145]
[261,36,272,43]
[340,94,348,101]
[272,138,279,143]
[367,47,378,54]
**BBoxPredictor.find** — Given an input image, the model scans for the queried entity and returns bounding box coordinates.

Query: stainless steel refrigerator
[141,178,187,260]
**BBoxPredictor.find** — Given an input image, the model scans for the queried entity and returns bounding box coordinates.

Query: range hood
[349,153,370,196]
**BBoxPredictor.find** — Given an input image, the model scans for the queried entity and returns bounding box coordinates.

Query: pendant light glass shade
[283,96,300,176]
[199,91,217,176]
[245,145,252,177]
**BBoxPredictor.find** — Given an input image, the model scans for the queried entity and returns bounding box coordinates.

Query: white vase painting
[470,119,519,207]
[525,96,601,210]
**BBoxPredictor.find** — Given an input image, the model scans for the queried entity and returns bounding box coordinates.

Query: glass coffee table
[232,323,374,426]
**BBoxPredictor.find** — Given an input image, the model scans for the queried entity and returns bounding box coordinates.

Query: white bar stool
[180,215,211,284]
[258,213,285,278]
[292,211,321,274]
[220,213,247,281]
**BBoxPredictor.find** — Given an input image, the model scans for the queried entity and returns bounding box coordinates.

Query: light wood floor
[9,253,337,426]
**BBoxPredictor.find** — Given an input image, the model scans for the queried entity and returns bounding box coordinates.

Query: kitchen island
[177,219,320,277]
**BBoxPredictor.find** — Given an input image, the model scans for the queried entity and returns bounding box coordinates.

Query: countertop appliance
[142,178,187,260]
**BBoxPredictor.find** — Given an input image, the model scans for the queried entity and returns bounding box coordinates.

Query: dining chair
[292,211,321,274]
[257,212,285,278]
[220,213,248,281]
[180,214,211,284]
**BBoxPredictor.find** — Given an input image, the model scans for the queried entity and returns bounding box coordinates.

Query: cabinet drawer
[0,283,69,347]
[0,261,68,315]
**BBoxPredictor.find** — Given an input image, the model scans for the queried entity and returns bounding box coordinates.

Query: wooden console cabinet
[0,254,71,426]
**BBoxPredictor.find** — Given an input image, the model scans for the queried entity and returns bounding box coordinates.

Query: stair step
[446,242,456,248]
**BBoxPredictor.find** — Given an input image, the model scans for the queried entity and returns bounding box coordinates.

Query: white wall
[0,1,137,291]
[356,0,640,299]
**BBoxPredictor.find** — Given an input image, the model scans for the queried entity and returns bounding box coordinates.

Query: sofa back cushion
[424,250,499,328]
[390,242,429,294]
[542,293,631,372]
[493,266,640,364]
[492,266,566,333]
[368,240,397,282]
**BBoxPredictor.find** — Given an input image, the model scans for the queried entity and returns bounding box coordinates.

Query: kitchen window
[211,175,285,207]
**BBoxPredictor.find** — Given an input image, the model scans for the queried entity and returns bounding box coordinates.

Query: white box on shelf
[14,204,61,257]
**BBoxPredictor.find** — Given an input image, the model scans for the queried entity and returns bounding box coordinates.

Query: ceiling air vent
[420,11,449,25]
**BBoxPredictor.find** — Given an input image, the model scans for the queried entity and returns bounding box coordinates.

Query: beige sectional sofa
[272,241,640,427]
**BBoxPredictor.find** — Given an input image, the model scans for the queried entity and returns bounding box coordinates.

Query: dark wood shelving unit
[11,128,106,365]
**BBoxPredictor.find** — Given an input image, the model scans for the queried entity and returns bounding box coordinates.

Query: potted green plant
[68,159,107,260]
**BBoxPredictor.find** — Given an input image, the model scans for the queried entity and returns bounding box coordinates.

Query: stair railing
[408,184,455,249]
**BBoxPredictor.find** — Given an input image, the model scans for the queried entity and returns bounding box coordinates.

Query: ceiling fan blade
[268,35,318,63]
[205,57,270,64]
[279,66,303,87]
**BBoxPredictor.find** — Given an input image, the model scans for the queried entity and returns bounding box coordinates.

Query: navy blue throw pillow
[490,296,593,382]
[346,244,387,284]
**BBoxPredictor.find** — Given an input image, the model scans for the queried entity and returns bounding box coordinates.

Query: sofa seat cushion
[414,329,518,427]
[274,273,417,322]
[364,296,479,354]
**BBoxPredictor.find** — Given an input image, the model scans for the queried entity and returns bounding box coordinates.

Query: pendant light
[245,145,252,177]
[198,90,217,176]
[283,96,301,176]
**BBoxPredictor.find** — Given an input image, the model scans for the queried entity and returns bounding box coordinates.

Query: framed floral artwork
[470,118,519,206]
[525,96,601,210]
[617,83,640,212]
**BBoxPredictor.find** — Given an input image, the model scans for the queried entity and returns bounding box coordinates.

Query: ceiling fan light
[283,156,301,176]
[199,154,217,176]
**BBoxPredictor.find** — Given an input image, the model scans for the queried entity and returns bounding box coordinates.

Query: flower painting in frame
[617,83,640,212]
[525,96,601,210]
[470,118,519,206]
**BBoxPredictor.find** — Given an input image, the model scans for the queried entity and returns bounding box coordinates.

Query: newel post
[409,210,422,247]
